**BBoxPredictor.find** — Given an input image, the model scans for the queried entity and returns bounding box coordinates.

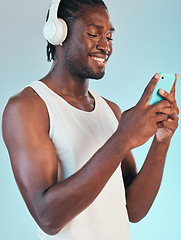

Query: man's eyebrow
[87,24,115,32]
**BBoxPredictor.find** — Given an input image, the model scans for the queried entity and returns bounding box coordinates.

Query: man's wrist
[154,134,171,148]
[112,130,132,155]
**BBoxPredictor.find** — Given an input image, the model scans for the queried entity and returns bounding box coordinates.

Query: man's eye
[87,33,98,38]
[106,37,113,41]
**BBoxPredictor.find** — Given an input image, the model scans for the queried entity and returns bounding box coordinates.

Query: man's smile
[89,53,109,67]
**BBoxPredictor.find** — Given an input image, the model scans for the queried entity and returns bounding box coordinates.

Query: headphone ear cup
[43,18,68,45]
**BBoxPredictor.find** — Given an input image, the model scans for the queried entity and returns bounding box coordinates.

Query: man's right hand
[117,73,171,149]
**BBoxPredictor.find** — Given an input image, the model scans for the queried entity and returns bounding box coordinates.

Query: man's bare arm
[2,88,131,235]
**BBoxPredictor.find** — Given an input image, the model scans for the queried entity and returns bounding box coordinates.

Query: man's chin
[90,71,105,80]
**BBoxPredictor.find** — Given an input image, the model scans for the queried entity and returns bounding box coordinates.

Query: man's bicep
[121,151,137,191]
[2,96,58,212]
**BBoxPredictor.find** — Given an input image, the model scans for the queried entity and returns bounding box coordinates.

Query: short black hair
[46,0,107,62]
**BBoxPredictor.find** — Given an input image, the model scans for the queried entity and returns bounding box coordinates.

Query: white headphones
[43,0,68,45]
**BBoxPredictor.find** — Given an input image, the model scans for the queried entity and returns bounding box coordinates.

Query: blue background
[0,0,180,239]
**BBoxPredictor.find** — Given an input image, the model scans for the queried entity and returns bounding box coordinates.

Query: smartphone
[149,73,175,105]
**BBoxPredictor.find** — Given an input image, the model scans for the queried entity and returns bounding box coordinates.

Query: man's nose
[96,35,110,53]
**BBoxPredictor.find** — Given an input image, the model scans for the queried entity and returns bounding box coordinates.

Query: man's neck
[41,62,90,98]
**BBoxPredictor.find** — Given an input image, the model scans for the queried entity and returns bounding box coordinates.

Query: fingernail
[159,89,165,94]
[155,73,160,79]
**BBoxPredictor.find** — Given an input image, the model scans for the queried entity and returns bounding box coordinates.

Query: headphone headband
[49,0,61,20]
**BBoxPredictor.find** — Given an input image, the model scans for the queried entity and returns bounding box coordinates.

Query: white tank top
[28,81,130,240]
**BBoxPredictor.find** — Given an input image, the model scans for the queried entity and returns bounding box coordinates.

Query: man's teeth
[92,57,106,63]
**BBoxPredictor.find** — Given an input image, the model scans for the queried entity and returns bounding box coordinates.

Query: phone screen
[149,73,175,105]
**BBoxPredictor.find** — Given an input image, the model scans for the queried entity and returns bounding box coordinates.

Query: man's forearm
[125,135,170,222]
[35,131,130,235]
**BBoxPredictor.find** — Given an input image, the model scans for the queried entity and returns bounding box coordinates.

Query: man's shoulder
[102,97,122,122]
[5,86,44,112]
[2,86,48,129]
